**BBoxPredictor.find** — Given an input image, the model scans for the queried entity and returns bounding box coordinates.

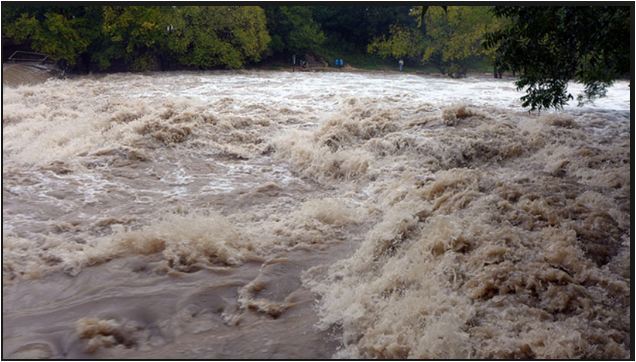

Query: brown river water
[2,71,631,358]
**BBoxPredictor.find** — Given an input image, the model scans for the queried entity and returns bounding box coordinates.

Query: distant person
[399,59,404,72]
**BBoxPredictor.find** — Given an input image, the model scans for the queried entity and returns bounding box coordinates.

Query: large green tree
[2,5,271,71]
[168,6,270,69]
[97,6,171,71]
[2,5,101,67]
[485,6,631,110]
[417,6,501,76]
[367,24,423,62]
[263,6,324,56]
[368,6,500,76]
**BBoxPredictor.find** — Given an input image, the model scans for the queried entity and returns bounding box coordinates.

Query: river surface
[2,71,631,358]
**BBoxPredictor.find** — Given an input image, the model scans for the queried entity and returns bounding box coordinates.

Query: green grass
[468,58,494,74]
[317,42,494,75]
[321,52,492,75]
[248,44,494,76]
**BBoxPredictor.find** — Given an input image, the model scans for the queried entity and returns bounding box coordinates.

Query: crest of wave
[3,212,254,280]
[2,81,274,167]
[302,105,630,359]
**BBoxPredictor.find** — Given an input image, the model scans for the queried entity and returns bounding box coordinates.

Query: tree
[485,6,631,110]
[368,6,500,76]
[2,5,271,71]
[98,6,170,71]
[367,24,423,61]
[419,6,499,76]
[2,6,100,67]
[416,5,447,35]
[264,6,324,56]
[168,6,270,69]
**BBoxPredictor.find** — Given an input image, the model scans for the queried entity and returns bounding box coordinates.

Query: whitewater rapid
[2,71,631,358]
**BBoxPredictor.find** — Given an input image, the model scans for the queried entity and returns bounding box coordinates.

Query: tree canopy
[263,6,325,56]
[485,6,631,110]
[368,6,503,76]
[2,5,100,66]
[2,5,271,71]
[416,6,501,76]
[168,6,270,69]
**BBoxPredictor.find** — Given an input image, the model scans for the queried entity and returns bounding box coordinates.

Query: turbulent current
[2,71,631,359]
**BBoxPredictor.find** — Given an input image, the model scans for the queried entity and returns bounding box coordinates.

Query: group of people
[291,54,405,72]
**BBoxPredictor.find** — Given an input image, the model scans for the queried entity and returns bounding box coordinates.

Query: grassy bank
[248,50,495,76]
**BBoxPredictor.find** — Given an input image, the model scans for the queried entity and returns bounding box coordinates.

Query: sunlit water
[2,71,631,359]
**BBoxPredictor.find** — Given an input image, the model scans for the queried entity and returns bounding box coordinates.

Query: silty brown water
[2,71,631,358]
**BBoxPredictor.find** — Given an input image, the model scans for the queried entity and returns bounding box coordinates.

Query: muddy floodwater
[2,71,631,359]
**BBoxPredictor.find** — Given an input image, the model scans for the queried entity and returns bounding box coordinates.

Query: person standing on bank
[398,59,404,72]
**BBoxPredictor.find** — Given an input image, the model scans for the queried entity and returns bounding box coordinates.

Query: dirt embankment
[2,62,62,87]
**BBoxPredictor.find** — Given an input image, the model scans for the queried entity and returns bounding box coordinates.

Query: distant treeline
[1,5,494,74]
